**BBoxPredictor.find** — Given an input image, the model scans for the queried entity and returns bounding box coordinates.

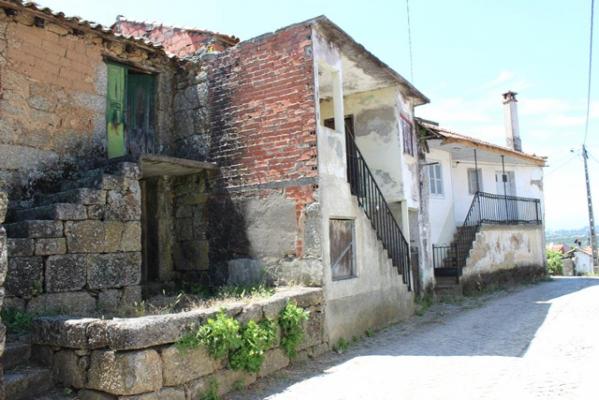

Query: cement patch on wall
[244,193,298,259]
[326,286,414,342]
[462,224,546,291]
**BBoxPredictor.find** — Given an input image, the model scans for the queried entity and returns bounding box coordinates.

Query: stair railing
[433,191,543,272]
[345,131,411,290]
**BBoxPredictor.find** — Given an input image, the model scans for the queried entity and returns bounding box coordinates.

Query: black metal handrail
[345,131,411,290]
[433,191,542,271]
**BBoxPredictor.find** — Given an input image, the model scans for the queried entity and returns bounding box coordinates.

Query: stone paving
[227,277,599,400]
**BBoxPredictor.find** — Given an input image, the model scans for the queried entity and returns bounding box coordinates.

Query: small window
[401,117,415,156]
[323,116,355,136]
[468,168,483,194]
[428,163,443,195]
[329,219,355,280]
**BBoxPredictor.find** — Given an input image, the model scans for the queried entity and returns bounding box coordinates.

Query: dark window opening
[401,116,415,156]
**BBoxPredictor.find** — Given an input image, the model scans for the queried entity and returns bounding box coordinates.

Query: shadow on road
[226,277,599,400]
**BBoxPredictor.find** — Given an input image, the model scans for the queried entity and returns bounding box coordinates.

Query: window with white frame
[467,168,483,194]
[428,163,444,195]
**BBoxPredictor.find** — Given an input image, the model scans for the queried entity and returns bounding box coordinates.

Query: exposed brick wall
[113,20,238,58]
[205,24,319,257]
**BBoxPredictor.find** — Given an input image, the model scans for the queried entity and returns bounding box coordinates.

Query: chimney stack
[502,91,522,152]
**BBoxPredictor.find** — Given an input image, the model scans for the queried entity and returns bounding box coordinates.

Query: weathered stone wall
[0,9,176,200]
[0,192,8,399]
[172,173,209,275]
[168,24,321,284]
[31,287,326,399]
[461,224,546,293]
[3,164,142,315]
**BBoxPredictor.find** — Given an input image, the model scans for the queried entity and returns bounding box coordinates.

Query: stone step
[60,172,121,192]
[32,388,78,400]
[1,340,32,370]
[34,188,107,207]
[5,367,54,400]
[9,203,87,223]
[5,220,64,239]
[435,285,463,299]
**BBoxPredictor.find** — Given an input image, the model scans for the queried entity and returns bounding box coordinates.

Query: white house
[564,247,594,275]
[417,92,547,292]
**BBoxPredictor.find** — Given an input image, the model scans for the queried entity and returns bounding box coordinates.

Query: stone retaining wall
[31,287,326,399]
[3,165,142,315]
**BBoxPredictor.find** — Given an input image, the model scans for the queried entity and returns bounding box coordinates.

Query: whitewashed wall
[427,148,455,245]
[313,28,415,343]
[451,160,544,225]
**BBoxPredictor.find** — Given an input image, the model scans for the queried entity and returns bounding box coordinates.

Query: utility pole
[582,144,598,269]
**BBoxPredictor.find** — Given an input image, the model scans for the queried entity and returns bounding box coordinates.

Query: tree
[546,249,564,275]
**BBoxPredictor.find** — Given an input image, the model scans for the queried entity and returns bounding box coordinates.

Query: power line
[545,154,578,177]
[405,0,414,82]
[583,0,596,144]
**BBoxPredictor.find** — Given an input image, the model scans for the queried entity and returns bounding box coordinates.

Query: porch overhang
[418,120,546,167]
[311,16,429,106]
[139,154,217,178]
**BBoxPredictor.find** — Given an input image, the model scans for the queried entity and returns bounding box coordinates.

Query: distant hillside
[546,227,594,247]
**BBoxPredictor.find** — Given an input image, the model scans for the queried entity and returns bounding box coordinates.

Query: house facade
[0,0,431,348]
[0,2,550,397]
[418,92,547,292]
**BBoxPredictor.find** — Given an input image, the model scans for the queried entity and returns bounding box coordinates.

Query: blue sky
[39,0,599,230]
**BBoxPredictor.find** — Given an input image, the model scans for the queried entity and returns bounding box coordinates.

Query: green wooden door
[127,73,156,156]
[106,63,127,158]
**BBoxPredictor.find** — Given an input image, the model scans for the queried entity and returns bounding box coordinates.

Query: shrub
[547,249,564,275]
[279,301,310,358]
[230,319,277,372]
[176,311,243,358]
[1,308,34,334]
[333,337,349,354]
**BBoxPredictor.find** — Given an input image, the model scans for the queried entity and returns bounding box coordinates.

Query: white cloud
[519,98,573,116]
[488,70,514,86]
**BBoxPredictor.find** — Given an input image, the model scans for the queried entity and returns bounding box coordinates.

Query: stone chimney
[502,91,522,151]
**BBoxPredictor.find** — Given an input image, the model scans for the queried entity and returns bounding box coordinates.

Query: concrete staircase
[434,276,463,300]
[434,225,479,279]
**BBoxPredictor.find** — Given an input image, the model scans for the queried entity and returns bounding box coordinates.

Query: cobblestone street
[228,277,599,400]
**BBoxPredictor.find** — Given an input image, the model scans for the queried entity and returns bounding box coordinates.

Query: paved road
[228,277,599,400]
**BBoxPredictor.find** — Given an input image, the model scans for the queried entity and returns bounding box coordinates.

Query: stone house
[0,2,434,397]
[0,0,431,356]
[113,14,433,340]
[0,1,552,398]
[418,91,547,293]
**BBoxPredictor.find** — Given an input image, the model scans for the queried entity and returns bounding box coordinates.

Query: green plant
[216,284,275,300]
[232,379,245,392]
[547,249,564,275]
[230,319,277,372]
[175,329,202,353]
[198,311,242,359]
[333,338,349,354]
[1,308,34,334]
[365,329,374,337]
[279,301,309,358]
[415,293,434,316]
[201,380,220,400]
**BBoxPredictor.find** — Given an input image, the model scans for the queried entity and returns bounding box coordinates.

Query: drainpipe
[474,149,482,223]
[501,155,508,222]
